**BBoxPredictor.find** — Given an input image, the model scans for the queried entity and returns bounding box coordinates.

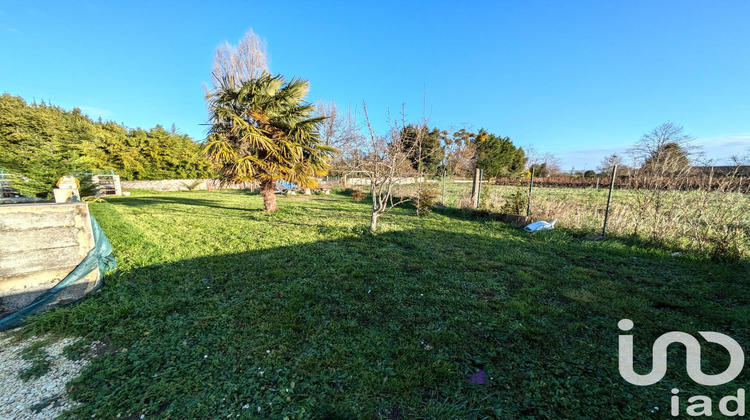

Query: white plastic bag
[524,219,557,233]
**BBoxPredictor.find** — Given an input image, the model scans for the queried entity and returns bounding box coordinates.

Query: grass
[18,341,53,381]
[16,190,750,419]
[434,180,750,258]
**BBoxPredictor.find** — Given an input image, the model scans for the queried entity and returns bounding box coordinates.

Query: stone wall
[120,179,257,192]
[0,203,100,318]
[343,177,424,186]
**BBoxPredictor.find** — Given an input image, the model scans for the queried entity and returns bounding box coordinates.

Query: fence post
[442,167,446,206]
[602,165,617,237]
[476,169,484,208]
[596,177,600,189]
[526,167,534,217]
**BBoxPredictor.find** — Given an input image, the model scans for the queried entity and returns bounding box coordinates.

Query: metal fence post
[602,165,617,237]
[526,167,534,217]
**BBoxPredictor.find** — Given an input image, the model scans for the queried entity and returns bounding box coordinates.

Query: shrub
[500,180,528,215]
[416,185,438,216]
[350,188,365,201]
[709,222,748,262]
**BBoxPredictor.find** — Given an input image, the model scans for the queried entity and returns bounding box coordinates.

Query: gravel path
[0,331,93,420]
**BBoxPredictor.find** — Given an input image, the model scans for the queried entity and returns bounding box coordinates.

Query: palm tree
[204,73,337,212]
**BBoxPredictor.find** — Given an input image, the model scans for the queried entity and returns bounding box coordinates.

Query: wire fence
[490,174,750,192]
[443,169,750,260]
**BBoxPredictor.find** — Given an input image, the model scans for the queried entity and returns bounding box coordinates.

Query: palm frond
[204,73,337,186]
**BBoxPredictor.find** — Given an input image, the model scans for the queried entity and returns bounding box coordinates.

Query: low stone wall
[343,177,424,186]
[120,179,257,192]
[0,203,100,318]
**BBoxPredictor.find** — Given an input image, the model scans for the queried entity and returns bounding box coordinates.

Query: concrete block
[0,203,101,318]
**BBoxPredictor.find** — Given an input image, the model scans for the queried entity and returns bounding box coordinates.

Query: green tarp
[0,215,116,331]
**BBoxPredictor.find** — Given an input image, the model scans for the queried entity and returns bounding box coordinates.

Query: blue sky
[2,1,749,170]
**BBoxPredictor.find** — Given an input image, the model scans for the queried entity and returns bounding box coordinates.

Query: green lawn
[19,190,750,419]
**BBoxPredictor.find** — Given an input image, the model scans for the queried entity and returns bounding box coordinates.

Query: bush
[416,185,438,216]
[350,188,365,201]
[709,222,748,262]
[500,181,528,215]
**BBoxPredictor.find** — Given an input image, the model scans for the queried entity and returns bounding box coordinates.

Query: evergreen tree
[399,125,445,176]
[0,93,213,196]
[475,129,518,178]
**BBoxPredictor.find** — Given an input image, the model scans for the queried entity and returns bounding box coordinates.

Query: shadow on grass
[109,195,260,214]
[21,226,750,419]
[113,192,378,219]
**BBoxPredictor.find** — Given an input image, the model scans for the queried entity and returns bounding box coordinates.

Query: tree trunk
[260,179,278,212]
[470,167,481,208]
[370,211,378,231]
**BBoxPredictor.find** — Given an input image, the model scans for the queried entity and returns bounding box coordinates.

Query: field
[14,190,750,418]
[433,180,750,259]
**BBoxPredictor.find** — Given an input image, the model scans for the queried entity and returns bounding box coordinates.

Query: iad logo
[618,319,744,386]
[618,319,746,417]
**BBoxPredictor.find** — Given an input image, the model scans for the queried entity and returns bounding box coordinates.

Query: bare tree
[210,29,269,89]
[729,149,750,167]
[525,149,562,177]
[521,145,538,171]
[625,122,705,238]
[628,122,699,176]
[314,100,359,151]
[339,103,421,231]
[597,153,629,176]
[315,100,360,186]
[539,153,562,175]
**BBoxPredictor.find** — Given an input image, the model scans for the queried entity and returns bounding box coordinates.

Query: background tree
[629,122,696,176]
[0,94,212,197]
[315,100,356,150]
[445,128,477,178]
[539,153,562,176]
[475,129,518,178]
[204,74,335,212]
[507,147,528,176]
[314,100,360,186]
[529,162,549,177]
[467,128,522,206]
[399,125,445,176]
[641,142,690,175]
[597,153,629,177]
[210,29,269,90]
[627,122,699,237]
[525,146,562,177]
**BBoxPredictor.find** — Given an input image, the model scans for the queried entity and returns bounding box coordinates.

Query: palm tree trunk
[260,178,278,212]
